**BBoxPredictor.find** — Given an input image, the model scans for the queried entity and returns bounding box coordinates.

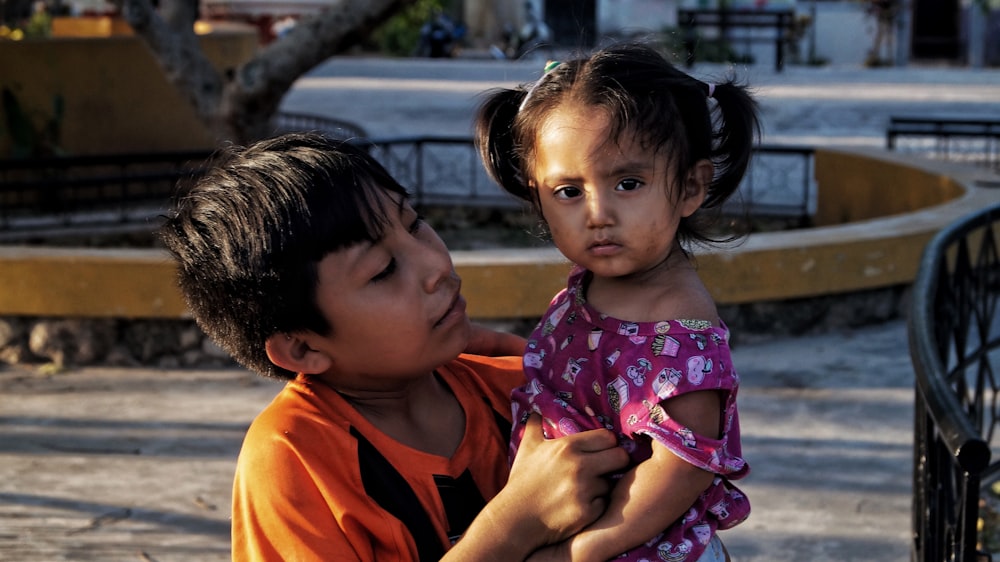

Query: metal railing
[887,115,1000,172]
[0,111,365,237]
[271,112,368,141]
[353,135,521,208]
[357,136,816,222]
[910,202,1000,561]
[0,150,213,235]
[0,130,816,237]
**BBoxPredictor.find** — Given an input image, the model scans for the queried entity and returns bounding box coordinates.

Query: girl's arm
[536,390,723,562]
[443,415,630,561]
[465,322,528,357]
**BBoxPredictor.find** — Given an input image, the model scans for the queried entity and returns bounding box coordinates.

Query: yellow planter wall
[813,148,966,226]
[0,23,257,156]
[2,148,998,320]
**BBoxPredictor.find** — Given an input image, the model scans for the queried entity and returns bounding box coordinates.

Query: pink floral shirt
[511,267,750,561]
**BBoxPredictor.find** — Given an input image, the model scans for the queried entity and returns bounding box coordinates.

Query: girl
[474,43,760,561]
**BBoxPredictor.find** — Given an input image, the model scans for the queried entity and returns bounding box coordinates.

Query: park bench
[910,202,1000,561]
[886,115,1000,171]
[677,8,795,72]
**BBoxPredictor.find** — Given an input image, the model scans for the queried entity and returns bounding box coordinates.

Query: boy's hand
[508,416,628,544]
[446,416,627,561]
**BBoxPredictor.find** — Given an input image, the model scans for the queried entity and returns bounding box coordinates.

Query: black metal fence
[0,126,816,237]
[910,202,1000,561]
[271,112,368,141]
[354,135,520,208]
[357,137,816,220]
[0,150,213,236]
[887,115,1000,172]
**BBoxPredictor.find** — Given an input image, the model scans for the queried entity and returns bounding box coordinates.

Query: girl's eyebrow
[537,171,581,187]
[606,158,653,176]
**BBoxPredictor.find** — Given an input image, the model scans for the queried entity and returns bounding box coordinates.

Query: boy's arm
[543,390,722,562]
[465,322,528,357]
[443,416,629,561]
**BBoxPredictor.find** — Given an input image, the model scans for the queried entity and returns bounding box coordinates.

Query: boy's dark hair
[161,133,407,379]
[475,42,761,247]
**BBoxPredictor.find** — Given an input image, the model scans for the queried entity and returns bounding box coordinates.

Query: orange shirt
[232,354,524,561]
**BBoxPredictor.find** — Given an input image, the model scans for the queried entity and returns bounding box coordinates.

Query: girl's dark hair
[475,42,761,247]
[160,133,408,379]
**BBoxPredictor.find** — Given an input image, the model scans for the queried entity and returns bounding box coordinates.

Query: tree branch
[220,0,414,141]
[114,0,415,144]
[113,0,224,126]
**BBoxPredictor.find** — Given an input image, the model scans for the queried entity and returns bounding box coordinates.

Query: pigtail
[474,88,533,202]
[704,79,761,209]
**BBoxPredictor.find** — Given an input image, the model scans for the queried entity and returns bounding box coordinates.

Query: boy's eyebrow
[393,193,407,211]
[361,190,407,244]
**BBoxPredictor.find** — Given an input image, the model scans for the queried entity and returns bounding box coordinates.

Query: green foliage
[1,87,65,158]
[0,5,52,40]
[23,9,52,38]
[373,0,447,56]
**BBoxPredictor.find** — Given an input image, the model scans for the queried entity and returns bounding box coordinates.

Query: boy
[160,133,627,560]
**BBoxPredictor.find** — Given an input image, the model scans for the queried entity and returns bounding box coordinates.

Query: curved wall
[1,147,998,320]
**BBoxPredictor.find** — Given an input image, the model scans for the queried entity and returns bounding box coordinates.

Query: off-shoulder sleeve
[616,326,748,478]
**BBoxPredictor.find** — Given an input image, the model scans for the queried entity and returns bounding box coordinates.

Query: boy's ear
[265,332,332,375]
[680,159,713,217]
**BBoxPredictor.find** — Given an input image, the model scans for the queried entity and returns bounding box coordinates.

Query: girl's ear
[680,159,713,218]
[265,332,332,375]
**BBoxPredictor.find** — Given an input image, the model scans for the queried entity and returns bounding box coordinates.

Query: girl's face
[304,190,471,392]
[530,102,706,282]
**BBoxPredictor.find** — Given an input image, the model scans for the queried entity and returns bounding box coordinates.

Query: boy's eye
[616,178,642,191]
[409,215,426,234]
[554,186,582,200]
[371,259,396,283]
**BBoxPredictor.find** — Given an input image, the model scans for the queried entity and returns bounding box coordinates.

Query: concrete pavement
[0,318,913,561]
[279,54,1000,147]
[4,56,1000,560]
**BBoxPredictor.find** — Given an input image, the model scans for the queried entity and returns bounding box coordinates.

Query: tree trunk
[159,0,198,33]
[114,0,415,145]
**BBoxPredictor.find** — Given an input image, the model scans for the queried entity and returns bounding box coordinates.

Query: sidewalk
[0,318,913,561]
[280,55,1000,148]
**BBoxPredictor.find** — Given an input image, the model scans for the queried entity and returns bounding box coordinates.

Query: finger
[515,414,544,451]
[561,426,620,452]
[587,446,630,477]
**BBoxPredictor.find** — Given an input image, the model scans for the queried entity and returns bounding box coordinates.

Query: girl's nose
[586,191,613,228]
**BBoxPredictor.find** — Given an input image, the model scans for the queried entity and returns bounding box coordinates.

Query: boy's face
[305,191,471,391]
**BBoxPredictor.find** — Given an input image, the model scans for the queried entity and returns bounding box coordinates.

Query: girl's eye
[554,186,582,200]
[616,178,642,192]
[371,259,396,283]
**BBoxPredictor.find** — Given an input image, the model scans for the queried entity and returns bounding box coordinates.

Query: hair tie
[706,82,716,98]
[519,60,562,112]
